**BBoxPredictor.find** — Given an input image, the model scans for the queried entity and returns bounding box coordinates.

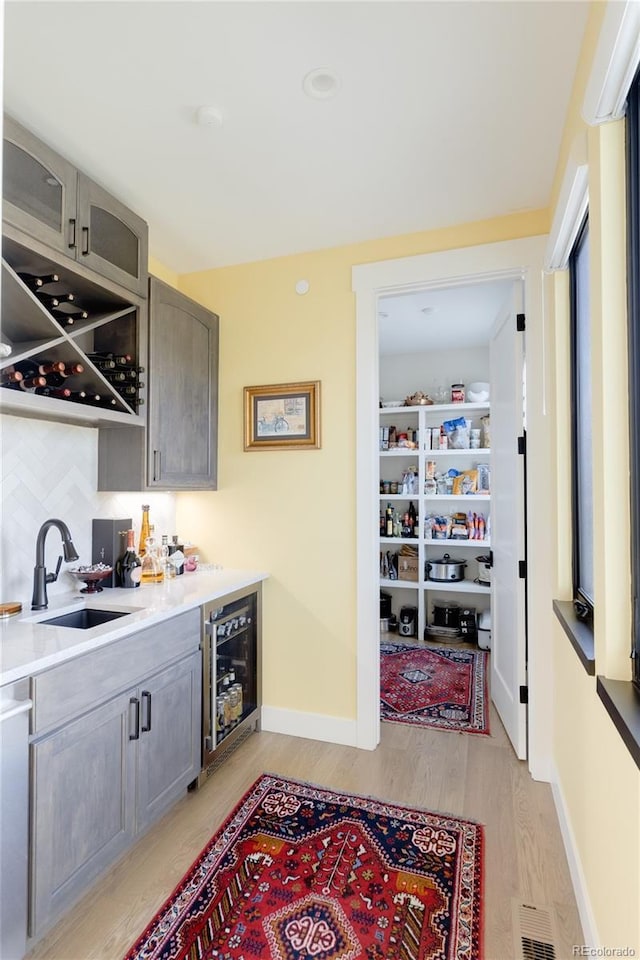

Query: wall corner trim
[260,705,359,748]
[549,762,600,948]
[544,135,589,271]
[583,0,640,125]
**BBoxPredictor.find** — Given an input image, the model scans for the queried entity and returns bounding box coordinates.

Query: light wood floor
[26,711,583,960]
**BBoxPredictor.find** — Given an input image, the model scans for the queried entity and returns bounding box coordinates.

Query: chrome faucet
[31,519,79,610]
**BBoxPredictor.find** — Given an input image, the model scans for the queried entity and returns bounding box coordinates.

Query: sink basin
[39,608,132,630]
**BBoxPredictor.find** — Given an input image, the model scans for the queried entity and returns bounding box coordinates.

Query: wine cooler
[200,584,261,781]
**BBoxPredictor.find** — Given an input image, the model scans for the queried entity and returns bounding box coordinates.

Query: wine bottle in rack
[18,272,60,290]
[6,375,47,392]
[88,356,117,371]
[45,362,85,387]
[88,352,133,367]
[35,386,72,399]
[103,370,127,383]
[0,368,23,386]
[13,360,66,378]
[36,292,74,309]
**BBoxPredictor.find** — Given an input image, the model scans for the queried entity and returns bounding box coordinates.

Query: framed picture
[244,380,321,451]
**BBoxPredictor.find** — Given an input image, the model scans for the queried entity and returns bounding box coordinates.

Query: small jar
[390,481,398,494]
[451,383,465,403]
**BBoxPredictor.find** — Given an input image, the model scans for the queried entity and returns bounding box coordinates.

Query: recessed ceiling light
[303,68,341,100]
[195,105,223,127]
[420,306,437,316]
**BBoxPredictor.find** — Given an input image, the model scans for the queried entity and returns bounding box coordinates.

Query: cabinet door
[136,652,202,834]
[76,174,148,298]
[148,277,219,489]
[2,115,77,256]
[30,691,136,938]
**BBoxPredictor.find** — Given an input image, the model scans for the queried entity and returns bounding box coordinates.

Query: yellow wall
[547,4,640,951]
[175,211,546,719]
[148,255,179,290]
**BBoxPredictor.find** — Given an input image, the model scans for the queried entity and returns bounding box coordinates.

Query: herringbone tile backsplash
[1,415,176,606]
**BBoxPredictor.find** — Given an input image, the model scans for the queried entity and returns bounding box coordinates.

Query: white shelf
[423,494,491,502]
[380,578,419,590]
[424,539,490,548]
[379,448,419,457]
[424,580,491,593]
[423,448,491,456]
[380,402,489,416]
[379,494,420,501]
[379,536,419,544]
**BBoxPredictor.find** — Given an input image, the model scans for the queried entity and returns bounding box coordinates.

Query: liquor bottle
[117,530,142,589]
[408,501,417,537]
[141,526,164,583]
[169,535,185,575]
[0,368,23,385]
[385,503,394,537]
[138,505,151,558]
[18,271,60,290]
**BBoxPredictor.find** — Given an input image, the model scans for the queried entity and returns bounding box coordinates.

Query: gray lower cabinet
[28,609,202,941]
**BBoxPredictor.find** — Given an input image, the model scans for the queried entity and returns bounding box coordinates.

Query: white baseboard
[261,705,358,747]
[550,762,600,946]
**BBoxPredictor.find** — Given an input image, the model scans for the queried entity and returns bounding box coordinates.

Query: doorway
[352,235,551,781]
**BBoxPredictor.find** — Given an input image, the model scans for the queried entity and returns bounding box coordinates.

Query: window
[569,215,594,621]
[627,68,640,686]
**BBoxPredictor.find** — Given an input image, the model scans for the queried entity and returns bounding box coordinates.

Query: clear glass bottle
[141,525,164,583]
[161,534,176,579]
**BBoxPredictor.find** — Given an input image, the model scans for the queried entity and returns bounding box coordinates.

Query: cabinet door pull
[153,449,161,482]
[141,690,152,732]
[129,696,140,740]
[81,225,90,256]
[68,218,76,250]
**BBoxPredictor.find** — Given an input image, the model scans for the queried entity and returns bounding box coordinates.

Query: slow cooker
[426,554,466,582]
[475,555,492,586]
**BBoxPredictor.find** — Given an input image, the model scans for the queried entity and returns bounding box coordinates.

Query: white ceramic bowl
[467,381,490,402]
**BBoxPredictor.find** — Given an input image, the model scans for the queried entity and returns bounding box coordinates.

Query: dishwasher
[0,679,31,960]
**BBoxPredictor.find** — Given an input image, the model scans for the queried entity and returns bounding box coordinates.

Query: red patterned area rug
[125,773,484,960]
[380,642,490,735]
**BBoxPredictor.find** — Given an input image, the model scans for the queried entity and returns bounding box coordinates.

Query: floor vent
[513,900,559,960]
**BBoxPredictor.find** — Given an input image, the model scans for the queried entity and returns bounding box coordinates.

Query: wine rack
[0,235,147,426]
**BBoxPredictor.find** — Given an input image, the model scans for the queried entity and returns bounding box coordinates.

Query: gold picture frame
[244,381,321,451]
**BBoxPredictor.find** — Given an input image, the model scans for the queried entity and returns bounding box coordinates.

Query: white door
[489,287,527,758]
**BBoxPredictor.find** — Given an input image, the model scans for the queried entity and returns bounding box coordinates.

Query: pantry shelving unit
[379,402,492,642]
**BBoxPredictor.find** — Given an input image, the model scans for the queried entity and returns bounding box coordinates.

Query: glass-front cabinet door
[77,175,148,298]
[2,114,77,256]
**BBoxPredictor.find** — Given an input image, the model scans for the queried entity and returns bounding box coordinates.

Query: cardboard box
[398,554,419,581]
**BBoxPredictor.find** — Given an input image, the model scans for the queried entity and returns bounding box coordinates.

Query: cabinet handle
[81,225,90,256]
[141,690,152,732]
[129,697,140,740]
[68,218,76,250]
[153,450,161,482]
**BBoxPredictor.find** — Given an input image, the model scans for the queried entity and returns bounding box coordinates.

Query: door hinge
[516,313,526,332]
[517,434,526,455]
[519,685,529,704]
[518,560,527,579]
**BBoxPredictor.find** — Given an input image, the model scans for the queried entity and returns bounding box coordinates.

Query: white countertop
[0,568,268,686]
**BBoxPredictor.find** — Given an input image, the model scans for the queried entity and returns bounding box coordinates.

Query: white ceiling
[3,1,589,274]
[378,280,513,355]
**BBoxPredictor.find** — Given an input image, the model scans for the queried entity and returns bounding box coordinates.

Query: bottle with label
[169,535,185,576]
[117,530,142,588]
[385,503,394,537]
[140,525,164,583]
[408,501,417,537]
[138,505,151,558]
[161,534,176,579]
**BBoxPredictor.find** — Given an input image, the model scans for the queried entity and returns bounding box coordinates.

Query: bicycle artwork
[244,381,321,451]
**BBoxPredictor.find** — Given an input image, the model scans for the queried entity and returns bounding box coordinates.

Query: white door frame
[352,235,552,781]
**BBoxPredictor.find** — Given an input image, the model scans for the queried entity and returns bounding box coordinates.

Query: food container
[451,383,465,403]
[426,553,466,582]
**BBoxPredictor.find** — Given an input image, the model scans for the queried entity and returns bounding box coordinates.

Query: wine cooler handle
[129,697,140,740]
[68,218,77,250]
[141,690,152,732]
[153,450,161,482]
[81,225,90,256]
